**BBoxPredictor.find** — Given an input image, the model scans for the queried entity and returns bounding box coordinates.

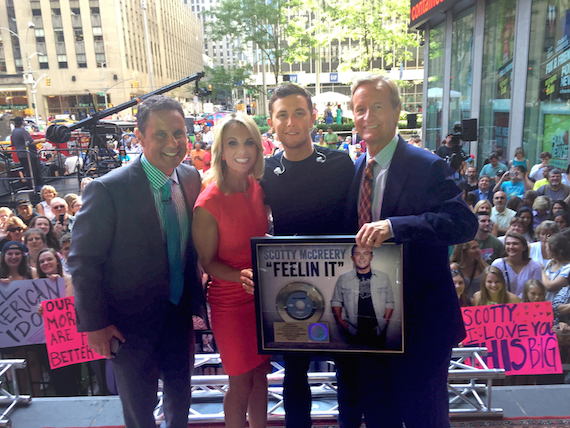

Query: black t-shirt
[11,127,37,156]
[460,180,478,193]
[356,271,377,332]
[435,144,452,159]
[262,147,354,235]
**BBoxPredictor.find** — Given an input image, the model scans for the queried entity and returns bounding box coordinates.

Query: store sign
[541,47,570,100]
[0,104,28,109]
[410,0,457,28]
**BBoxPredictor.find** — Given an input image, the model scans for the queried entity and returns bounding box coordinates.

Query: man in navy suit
[339,75,478,427]
[69,96,205,428]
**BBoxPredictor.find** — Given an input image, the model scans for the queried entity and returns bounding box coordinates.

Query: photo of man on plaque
[331,245,394,348]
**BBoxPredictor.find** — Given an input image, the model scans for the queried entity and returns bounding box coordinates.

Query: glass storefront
[425,23,445,150]
[46,94,107,119]
[478,0,517,169]
[523,0,570,170]
[449,7,475,128]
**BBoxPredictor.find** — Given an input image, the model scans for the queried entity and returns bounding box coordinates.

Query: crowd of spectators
[0,183,95,396]
[448,148,570,382]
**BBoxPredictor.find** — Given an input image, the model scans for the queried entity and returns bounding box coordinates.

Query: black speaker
[113,74,118,80]
[71,76,76,81]
[283,75,290,82]
[461,118,478,141]
[407,113,417,129]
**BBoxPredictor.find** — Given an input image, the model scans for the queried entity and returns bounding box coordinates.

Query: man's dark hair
[268,84,312,117]
[513,165,526,174]
[549,167,562,177]
[488,152,499,160]
[478,174,490,182]
[540,151,552,159]
[13,116,24,127]
[476,212,490,220]
[137,95,184,136]
[60,232,72,246]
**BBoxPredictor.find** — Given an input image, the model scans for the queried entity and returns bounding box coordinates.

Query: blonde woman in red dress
[193,113,270,428]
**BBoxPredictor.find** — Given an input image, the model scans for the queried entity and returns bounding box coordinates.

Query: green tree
[322,0,419,71]
[205,0,318,85]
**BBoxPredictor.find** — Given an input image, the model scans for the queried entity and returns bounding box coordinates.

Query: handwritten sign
[0,278,66,348]
[42,296,104,369]
[462,302,562,375]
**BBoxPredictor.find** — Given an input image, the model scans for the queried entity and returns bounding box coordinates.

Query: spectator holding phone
[50,197,75,238]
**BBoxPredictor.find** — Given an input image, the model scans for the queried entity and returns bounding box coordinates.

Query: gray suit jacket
[69,158,205,333]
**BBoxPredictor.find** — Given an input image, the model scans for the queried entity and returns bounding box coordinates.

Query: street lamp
[140,0,155,91]
[0,22,45,125]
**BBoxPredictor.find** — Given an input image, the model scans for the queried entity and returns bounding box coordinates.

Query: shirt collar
[366,133,398,169]
[140,155,179,190]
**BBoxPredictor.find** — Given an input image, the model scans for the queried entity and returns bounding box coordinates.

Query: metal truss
[0,359,32,428]
[154,347,505,423]
[448,347,505,418]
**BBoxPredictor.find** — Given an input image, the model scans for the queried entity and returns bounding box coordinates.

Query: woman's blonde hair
[473,199,492,214]
[206,113,264,193]
[5,216,27,232]
[0,207,12,219]
[40,185,57,201]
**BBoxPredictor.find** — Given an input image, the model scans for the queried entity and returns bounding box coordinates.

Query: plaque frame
[251,236,404,355]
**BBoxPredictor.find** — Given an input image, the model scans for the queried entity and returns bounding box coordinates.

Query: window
[77,54,87,67]
[32,9,42,16]
[90,7,99,14]
[54,29,64,42]
[95,53,106,66]
[35,28,45,37]
[71,7,80,14]
[52,8,61,15]
[57,54,68,68]
[74,29,83,41]
[92,27,102,36]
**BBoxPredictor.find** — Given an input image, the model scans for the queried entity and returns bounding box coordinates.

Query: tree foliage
[205,0,418,83]
[205,0,318,85]
[321,0,418,72]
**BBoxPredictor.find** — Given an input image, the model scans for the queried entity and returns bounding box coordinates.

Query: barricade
[155,347,506,423]
[0,359,31,428]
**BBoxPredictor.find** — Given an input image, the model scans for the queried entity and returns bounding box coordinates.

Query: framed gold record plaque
[251,236,404,354]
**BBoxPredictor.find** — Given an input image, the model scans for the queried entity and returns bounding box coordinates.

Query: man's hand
[240,268,255,295]
[87,325,125,358]
[356,220,393,248]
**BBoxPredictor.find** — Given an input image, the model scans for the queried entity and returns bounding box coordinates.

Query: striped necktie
[358,159,376,229]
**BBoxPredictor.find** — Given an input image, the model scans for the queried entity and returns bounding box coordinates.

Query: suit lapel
[128,158,165,246]
[381,137,409,219]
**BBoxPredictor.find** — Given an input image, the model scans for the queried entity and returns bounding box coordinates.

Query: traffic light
[130,81,134,88]
[134,81,139,88]
[208,84,212,94]
[46,78,50,86]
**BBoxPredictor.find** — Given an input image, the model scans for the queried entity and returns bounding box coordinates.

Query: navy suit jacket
[69,158,206,334]
[469,188,494,204]
[346,137,478,359]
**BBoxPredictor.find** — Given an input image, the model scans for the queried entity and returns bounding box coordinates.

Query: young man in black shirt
[261,84,354,428]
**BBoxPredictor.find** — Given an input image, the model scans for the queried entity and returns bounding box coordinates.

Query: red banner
[461,302,562,375]
[42,296,104,369]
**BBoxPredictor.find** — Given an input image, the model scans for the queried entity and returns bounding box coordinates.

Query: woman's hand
[0,277,11,284]
[240,269,255,294]
[37,303,44,316]
[47,274,61,282]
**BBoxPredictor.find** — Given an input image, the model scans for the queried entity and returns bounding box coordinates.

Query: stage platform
[4,384,570,428]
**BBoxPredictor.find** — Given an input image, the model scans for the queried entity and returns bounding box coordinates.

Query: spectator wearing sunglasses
[0,217,27,249]
[50,197,75,238]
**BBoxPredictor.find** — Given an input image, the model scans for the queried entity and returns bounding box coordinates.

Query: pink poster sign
[42,296,104,369]
[461,302,562,376]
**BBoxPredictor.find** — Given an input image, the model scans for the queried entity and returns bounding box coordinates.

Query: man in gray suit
[69,95,205,428]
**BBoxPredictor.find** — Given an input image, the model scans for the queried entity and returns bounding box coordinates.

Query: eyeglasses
[52,205,66,209]
[7,227,23,233]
